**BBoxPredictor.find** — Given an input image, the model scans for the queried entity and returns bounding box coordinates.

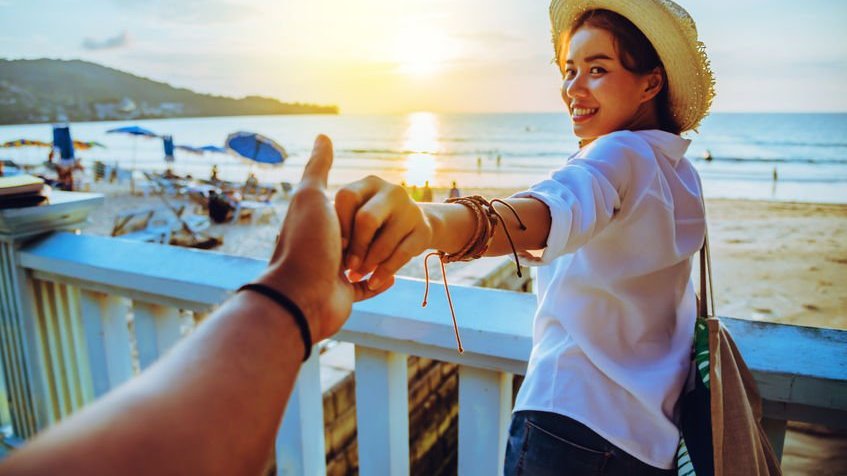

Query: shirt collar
[633,130,691,164]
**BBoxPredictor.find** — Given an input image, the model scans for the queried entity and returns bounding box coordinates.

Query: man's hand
[256,135,394,342]
[0,137,396,476]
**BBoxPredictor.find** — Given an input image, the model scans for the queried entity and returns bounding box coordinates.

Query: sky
[1,0,846,114]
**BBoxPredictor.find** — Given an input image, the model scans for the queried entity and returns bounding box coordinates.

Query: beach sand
[81,183,847,331]
[79,182,847,474]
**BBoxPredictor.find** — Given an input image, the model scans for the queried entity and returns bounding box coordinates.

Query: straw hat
[550,0,715,132]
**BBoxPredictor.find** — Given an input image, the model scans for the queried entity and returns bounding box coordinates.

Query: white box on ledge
[0,191,103,241]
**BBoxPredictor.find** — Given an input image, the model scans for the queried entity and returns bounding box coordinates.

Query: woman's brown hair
[570,9,680,134]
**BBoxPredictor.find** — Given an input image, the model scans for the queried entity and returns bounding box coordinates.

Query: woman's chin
[573,123,616,142]
[572,126,596,142]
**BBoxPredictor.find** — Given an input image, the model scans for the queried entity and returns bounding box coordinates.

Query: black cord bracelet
[237,283,313,362]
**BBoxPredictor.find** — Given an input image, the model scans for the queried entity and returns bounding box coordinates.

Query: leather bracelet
[237,283,313,362]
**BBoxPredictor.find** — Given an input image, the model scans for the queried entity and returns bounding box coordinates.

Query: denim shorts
[504,411,676,476]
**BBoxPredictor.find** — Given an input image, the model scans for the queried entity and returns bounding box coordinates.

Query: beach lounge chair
[136,179,157,198]
[103,164,132,184]
[111,205,219,248]
[142,172,185,197]
[233,199,276,224]
[1,160,24,176]
[113,210,173,245]
[111,206,159,237]
[241,182,277,203]
[173,204,211,233]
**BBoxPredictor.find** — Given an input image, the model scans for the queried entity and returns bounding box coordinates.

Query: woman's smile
[571,105,599,123]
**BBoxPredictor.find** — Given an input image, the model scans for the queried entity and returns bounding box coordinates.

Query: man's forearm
[0,292,305,476]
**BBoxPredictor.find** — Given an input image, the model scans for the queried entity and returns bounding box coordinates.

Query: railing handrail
[16,232,847,415]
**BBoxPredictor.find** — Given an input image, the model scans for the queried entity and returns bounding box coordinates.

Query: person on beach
[449,180,461,199]
[422,180,434,202]
[334,0,714,473]
[0,136,392,476]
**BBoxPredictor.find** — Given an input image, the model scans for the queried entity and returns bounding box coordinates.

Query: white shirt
[511,129,705,469]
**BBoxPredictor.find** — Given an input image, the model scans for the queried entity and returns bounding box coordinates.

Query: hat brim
[550,0,715,132]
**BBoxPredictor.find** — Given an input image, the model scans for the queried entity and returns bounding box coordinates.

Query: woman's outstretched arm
[335,176,551,289]
[421,199,550,255]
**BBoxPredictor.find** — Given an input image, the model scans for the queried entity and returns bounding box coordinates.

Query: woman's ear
[641,67,664,103]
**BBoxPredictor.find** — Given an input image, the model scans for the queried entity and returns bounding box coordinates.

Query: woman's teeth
[573,107,598,117]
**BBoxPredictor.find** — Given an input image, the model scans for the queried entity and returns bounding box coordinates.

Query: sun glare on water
[402,112,440,186]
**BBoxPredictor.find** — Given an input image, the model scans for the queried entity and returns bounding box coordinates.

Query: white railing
[5,232,536,474]
[2,231,846,473]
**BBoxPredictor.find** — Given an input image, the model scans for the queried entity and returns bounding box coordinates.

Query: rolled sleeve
[510,132,643,264]
[511,184,573,265]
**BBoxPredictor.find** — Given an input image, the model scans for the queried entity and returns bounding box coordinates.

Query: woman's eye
[564,69,575,79]
[590,66,606,74]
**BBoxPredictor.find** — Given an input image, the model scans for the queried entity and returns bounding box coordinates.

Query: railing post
[29,279,94,422]
[355,346,410,476]
[133,302,183,370]
[458,366,513,476]
[78,290,134,393]
[0,191,103,440]
[275,345,325,476]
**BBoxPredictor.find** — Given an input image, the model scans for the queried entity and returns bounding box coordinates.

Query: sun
[395,27,451,77]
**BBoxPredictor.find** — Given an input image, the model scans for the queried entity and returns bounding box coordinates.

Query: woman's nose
[563,74,588,101]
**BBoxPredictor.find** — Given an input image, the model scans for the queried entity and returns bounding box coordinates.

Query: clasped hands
[256,135,435,343]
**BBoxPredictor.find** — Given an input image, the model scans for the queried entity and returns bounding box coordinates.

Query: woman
[335,0,714,473]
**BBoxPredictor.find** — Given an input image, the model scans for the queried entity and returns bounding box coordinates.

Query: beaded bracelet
[238,283,313,362]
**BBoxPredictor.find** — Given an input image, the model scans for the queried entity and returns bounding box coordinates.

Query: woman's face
[561,26,657,142]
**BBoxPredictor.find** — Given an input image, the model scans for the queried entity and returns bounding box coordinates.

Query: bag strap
[698,230,716,319]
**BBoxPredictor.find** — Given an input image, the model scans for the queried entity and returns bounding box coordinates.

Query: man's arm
[0,294,306,475]
[0,135,386,476]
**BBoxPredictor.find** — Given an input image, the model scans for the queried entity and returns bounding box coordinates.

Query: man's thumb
[300,134,333,189]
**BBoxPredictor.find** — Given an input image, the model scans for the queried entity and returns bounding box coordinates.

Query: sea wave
[341,148,847,165]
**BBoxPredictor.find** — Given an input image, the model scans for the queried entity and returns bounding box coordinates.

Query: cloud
[110,0,256,25]
[82,31,129,50]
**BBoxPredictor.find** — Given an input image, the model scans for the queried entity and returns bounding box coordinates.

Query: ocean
[1,112,845,203]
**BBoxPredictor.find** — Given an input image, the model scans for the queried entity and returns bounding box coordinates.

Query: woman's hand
[256,137,394,342]
[335,176,434,291]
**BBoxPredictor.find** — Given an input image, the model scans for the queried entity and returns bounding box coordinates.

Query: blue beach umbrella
[106,125,160,190]
[176,144,204,155]
[1,139,51,148]
[225,131,288,165]
[199,145,227,154]
[106,125,158,137]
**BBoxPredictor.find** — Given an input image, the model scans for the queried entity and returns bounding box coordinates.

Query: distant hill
[0,58,338,125]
